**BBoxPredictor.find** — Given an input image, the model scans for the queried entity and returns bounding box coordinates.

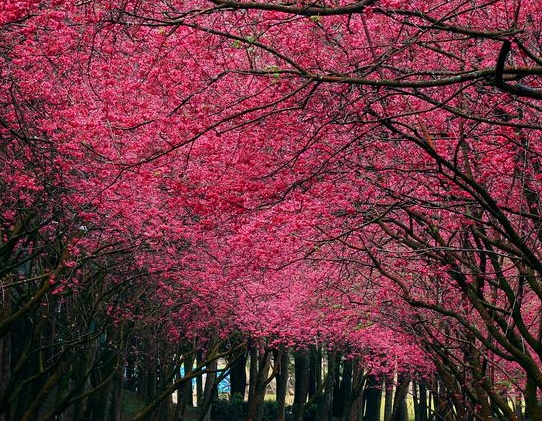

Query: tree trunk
[384,375,394,421]
[363,374,382,421]
[0,281,11,416]
[413,379,428,421]
[196,350,204,407]
[248,347,259,409]
[514,396,523,421]
[332,357,352,421]
[230,350,247,401]
[390,373,410,421]
[525,373,542,421]
[276,349,289,421]
[108,361,124,421]
[198,358,217,421]
[246,349,272,421]
[293,350,310,421]
[309,346,322,400]
[315,350,335,421]
[177,354,196,420]
[348,363,364,421]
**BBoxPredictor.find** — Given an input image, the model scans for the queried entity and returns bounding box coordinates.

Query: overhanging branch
[208,0,376,16]
[495,40,542,100]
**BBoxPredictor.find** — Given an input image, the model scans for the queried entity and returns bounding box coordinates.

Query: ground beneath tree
[121,392,200,421]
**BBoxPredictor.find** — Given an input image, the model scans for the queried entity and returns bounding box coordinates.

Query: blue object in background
[180,366,231,393]
[217,376,231,393]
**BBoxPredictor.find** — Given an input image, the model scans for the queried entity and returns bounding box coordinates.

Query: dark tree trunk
[293,350,310,421]
[196,350,204,408]
[248,347,259,409]
[177,354,196,420]
[0,283,11,417]
[309,345,322,400]
[9,316,48,421]
[276,349,289,421]
[332,357,352,421]
[513,396,523,421]
[348,363,364,421]
[198,358,217,421]
[108,361,123,421]
[315,350,335,421]
[230,349,247,401]
[341,358,354,420]
[363,374,382,421]
[413,379,428,421]
[390,373,410,421]
[88,346,116,421]
[246,349,271,421]
[525,373,542,421]
[384,375,394,421]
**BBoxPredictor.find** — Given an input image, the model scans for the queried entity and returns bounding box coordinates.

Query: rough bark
[389,373,410,421]
[293,350,310,421]
[275,349,289,421]
[315,350,336,421]
[230,350,247,401]
[363,374,382,421]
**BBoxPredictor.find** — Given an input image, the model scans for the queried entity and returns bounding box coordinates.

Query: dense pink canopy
[2,1,542,396]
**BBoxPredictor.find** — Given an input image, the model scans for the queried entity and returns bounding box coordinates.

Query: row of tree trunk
[176,344,481,421]
[1,320,531,421]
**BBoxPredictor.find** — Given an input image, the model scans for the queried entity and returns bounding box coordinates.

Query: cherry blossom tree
[2,1,542,421]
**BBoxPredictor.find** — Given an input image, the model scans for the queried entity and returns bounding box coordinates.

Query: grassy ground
[121,392,201,421]
[120,392,417,421]
[121,390,145,421]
